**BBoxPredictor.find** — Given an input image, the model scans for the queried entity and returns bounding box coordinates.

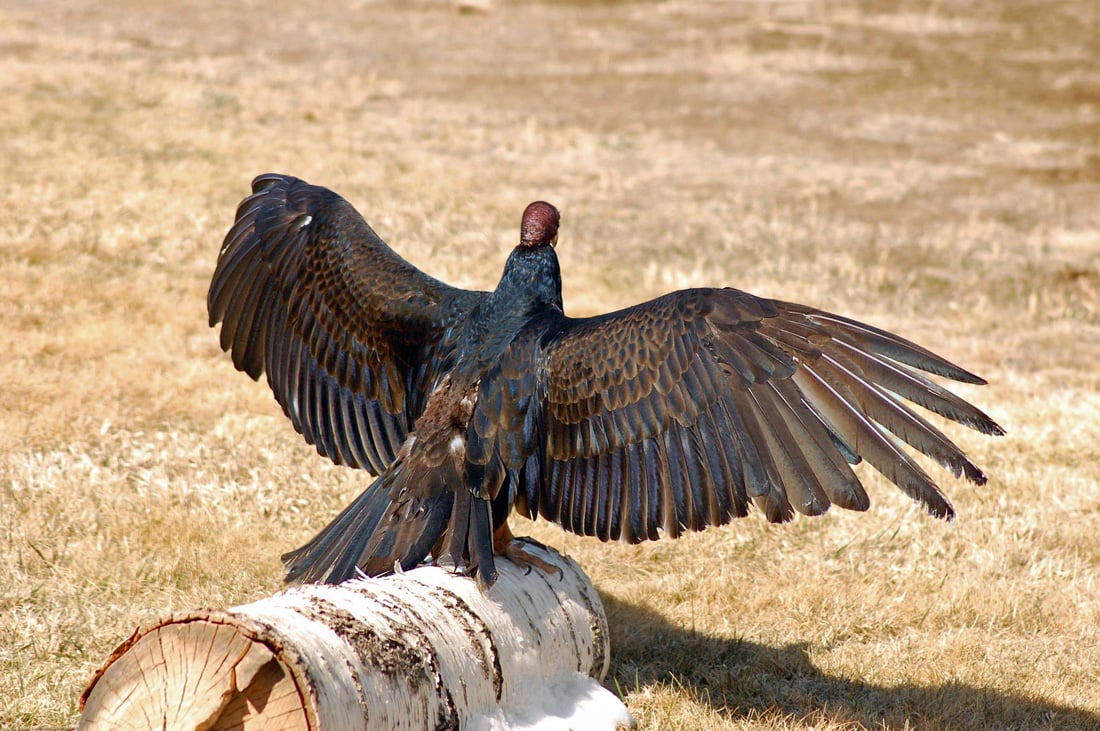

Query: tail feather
[282,470,394,584]
[468,497,497,587]
[282,450,498,586]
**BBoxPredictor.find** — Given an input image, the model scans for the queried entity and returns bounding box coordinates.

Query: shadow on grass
[601,593,1099,730]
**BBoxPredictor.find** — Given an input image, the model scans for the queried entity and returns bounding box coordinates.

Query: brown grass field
[2,0,1099,728]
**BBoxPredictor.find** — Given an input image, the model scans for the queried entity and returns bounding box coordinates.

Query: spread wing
[468,288,1002,542]
[208,174,486,474]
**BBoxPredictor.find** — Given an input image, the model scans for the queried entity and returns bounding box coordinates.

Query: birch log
[77,540,633,731]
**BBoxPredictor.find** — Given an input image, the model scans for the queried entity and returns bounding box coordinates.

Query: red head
[520,201,560,248]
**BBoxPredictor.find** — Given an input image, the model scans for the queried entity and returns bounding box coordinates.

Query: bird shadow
[599,593,1098,730]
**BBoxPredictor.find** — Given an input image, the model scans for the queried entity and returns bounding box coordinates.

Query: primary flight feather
[208,174,1003,586]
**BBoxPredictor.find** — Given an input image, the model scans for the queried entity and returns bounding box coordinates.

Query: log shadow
[600,593,1099,730]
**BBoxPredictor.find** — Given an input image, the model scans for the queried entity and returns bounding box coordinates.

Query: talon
[492,522,563,578]
[501,540,561,577]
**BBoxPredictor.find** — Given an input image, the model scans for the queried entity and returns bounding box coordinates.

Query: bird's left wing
[209,174,486,474]
[467,288,1002,543]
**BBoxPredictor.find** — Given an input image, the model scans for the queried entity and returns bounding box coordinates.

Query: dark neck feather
[494,245,563,313]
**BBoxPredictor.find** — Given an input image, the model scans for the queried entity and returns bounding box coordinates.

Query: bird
[208,173,1003,587]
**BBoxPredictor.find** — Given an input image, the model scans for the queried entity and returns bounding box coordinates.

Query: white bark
[77,541,634,731]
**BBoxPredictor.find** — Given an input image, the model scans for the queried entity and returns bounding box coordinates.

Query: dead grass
[2,0,1099,728]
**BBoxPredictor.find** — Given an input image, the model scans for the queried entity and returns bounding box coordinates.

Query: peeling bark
[77,541,633,731]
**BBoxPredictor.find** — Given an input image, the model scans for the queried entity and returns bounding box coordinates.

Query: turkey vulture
[208,174,1003,586]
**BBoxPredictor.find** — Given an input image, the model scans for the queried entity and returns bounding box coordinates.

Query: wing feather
[641,436,663,540]
[622,441,645,542]
[728,386,792,521]
[791,365,953,518]
[829,339,1003,435]
[748,385,830,516]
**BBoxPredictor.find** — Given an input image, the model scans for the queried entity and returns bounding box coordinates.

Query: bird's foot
[492,523,562,579]
[501,539,563,578]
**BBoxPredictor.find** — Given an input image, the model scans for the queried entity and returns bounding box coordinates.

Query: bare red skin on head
[520,201,559,248]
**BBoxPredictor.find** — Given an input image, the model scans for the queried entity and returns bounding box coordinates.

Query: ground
[1,1,1098,729]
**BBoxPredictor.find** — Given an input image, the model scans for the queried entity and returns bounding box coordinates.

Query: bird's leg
[491,521,562,578]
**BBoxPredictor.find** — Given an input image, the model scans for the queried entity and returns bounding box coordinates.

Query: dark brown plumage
[208,174,1003,587]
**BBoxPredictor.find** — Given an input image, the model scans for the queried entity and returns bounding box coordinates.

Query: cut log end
[77,540,634,731]
[78,616,310,731]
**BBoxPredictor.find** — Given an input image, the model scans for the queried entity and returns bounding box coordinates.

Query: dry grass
[2,0,1098,728]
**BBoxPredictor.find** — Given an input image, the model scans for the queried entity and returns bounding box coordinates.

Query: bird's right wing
[209,174,486,474]
[468,288,1002,543]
